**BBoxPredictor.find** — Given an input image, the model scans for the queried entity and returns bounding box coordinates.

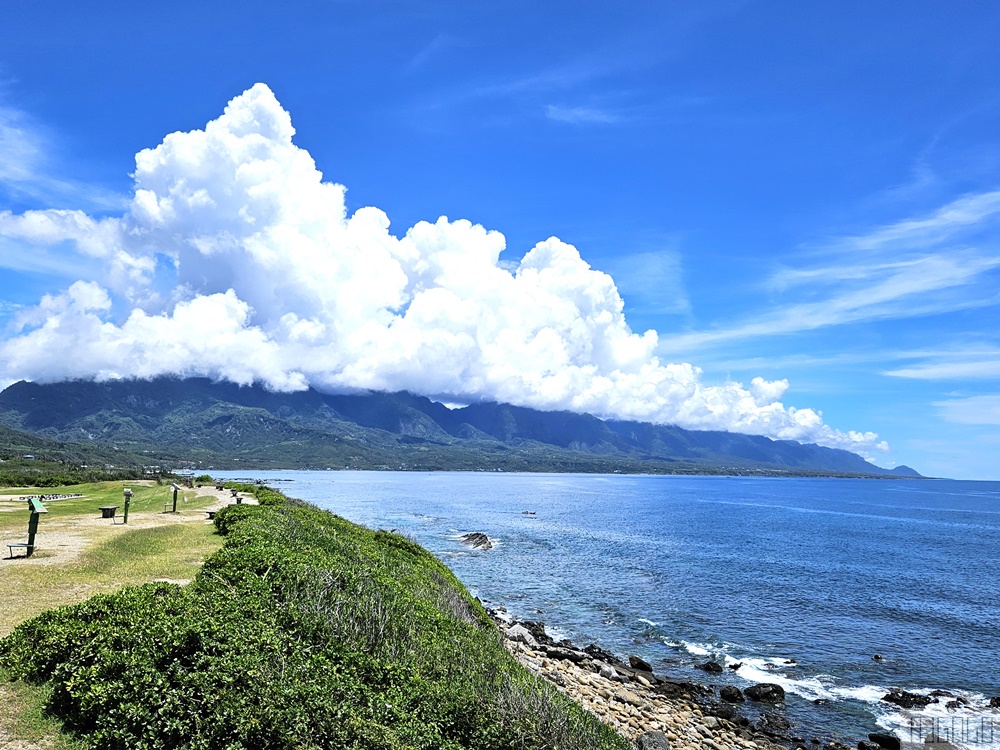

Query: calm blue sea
[210,471,1000,747]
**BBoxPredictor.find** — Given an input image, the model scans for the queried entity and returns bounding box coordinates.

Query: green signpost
[25,497,47,556]
[170,483,182,513]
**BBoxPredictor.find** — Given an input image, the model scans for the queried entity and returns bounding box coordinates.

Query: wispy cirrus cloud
[604,249,691,316]
[0,103,123,211]
[934,394,1000,425]
[545,104,622,124]
[661,192,1000,354]
[884,345,1000,380]
[664,250,1000,351]
[833,190,1000,253]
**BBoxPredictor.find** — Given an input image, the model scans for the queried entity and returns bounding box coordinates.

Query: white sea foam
[729,656,1000,749]
[873,690,1000,750]
[732,659,838,702]
[637,618,660,628]
[667,639,716,657]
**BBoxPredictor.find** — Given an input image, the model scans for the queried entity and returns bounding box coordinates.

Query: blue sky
[2,1,999,479]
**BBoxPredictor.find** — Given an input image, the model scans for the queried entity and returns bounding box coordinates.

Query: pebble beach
[496,613,864,750]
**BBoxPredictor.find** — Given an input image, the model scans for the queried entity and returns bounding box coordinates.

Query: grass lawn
[0,480,230,748]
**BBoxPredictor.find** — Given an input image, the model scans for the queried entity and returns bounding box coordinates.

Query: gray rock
[459,532,493,550]
[637,730,671,750]
[505,624,537,647]
[599,664,619,680]
[990,696,1000,708]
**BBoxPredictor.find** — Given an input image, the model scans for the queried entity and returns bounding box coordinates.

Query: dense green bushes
[0,488,627,750]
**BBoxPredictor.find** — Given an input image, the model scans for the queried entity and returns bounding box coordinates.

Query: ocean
[210,470,1000,748]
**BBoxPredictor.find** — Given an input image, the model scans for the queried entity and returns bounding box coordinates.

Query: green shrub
[0,486,627,750]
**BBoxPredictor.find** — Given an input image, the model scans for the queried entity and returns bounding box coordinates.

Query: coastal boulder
[519,620,555,646]
[720,685,745,703]
[629,655,654,672]
[459,532,493,550]
[655,679,713,698]
[990,696,1000,708]
[585,643,621,664]
[881,689,933,709]
[868,733,901,750]
[757,712,791,734]
[698,660,724,673]
[637,730,671,750]
[542,645,588,663]
[923,736,959,750]
[745,683,786,702]
[505,624,537,647]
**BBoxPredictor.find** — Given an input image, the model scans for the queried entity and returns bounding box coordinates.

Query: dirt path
[0,484,254,568]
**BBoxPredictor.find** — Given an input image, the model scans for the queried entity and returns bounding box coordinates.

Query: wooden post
[123,488,133,524]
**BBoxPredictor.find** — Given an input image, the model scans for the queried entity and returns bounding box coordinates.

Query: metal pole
[26,498,47,556]
[170,483,182,512]
[123,488,133,524]
[26,512,39,556]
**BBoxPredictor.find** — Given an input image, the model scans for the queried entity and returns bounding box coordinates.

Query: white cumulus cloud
[0,83,886,457]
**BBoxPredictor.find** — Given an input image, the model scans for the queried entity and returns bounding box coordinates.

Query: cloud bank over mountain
[0,84,886,456]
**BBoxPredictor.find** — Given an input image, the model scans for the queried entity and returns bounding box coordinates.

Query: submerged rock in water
[720,685,745,703]
[745,683,786,702]
[881,688,934,709]
[697,660,724,673]
[459,532,493,550]
[757,711,791,735]
[868,733,901,750]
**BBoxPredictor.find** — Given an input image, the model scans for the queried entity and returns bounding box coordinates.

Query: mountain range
[0,377,920,477]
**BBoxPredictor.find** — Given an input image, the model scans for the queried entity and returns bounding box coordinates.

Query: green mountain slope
[0,378,918,477]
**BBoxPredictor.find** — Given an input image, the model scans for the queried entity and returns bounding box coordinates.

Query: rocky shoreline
[491,610,894,750]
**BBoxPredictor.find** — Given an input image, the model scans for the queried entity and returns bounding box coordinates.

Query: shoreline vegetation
[0,480,960,750]
[1,482,626,749]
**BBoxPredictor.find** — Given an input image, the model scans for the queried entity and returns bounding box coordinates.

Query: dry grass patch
[0,480,231,747]
[0,481,226,637]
